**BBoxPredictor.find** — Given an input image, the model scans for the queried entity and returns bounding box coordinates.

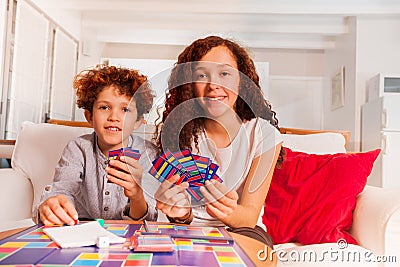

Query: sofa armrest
[0,140,15,159]
[350,185,400,259]
[0,169,33,225]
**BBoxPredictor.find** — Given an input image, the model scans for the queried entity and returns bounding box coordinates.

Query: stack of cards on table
[148,149,222,201]
[130,233,174,252]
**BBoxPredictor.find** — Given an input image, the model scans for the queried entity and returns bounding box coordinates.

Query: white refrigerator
[361,95,400,188]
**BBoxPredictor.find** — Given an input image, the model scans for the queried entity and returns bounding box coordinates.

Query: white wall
[103,43,184,61]
[269,76,323,129]
[78,28,106,72]
[355,16,400,152]
[324,17,358,150]
[74,29,106,121]
[0,0,6,137]
[253,49,324,77]
[78,39,106,72]
[29,0,81,40]
[0,0,6,94]
[324,16,400,151]
[356,16,400,108]
[256,49,325,129]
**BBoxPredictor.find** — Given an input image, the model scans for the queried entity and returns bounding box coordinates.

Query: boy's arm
[121,201,157,221]
[134,140,159,221]
[119,170,158,221]
[33,139,84,223]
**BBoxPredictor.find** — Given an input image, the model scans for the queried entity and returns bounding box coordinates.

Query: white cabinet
[361,95,400,188]
[366,73,400,102]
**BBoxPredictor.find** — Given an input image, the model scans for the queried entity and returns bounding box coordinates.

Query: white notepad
[43,221,126,248]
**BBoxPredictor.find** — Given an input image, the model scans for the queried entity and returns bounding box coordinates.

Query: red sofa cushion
[263,147,380,245]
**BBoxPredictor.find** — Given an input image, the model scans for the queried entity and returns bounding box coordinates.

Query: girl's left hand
[105,156,143,199]
[155,174,191,219]
[199,180,239,221]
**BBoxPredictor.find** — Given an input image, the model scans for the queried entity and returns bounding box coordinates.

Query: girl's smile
[194,46,240,118]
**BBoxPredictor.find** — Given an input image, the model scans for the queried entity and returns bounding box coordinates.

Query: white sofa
[1,121,399,266]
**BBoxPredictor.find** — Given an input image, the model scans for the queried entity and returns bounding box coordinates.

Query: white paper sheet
[43,221,126,248]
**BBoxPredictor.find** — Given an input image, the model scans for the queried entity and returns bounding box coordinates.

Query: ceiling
[59,0,400,51]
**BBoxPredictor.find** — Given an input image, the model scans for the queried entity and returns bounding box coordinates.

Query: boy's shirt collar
[93,132,135,168]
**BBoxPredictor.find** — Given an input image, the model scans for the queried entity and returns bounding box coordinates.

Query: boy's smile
[85,85,143,155]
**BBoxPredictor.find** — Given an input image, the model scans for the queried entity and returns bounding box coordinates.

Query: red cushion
[263,148,380,245]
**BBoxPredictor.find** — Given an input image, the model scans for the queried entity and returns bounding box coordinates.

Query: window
[1,0,78,139]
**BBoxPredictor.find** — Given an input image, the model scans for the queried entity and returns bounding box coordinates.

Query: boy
[36,65,158,225]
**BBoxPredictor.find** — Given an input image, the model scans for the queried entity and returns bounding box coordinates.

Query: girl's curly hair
[155,36,284,166]
[73,65,154,120]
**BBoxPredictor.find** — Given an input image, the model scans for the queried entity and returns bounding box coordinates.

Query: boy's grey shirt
[34,132,158,222]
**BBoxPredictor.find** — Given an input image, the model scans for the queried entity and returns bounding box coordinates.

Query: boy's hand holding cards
[148,149,222,201]
[108,147,141,162]
[107,147,141,183]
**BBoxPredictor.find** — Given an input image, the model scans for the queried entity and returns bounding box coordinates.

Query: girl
[154,36,284,247]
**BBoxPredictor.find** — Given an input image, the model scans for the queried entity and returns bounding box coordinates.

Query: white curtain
[6,0,49,139]
[49,28,78,120]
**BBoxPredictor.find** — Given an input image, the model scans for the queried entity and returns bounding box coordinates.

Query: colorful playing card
[172,149,202,180]
[148,156,205,200]
[107,147,141,183]
[206,162,219,181]
[187,186,204,202]
[149,156,187,183]
[108,148,123,161]
[148,149,223,202]
[211,173,223,183]
[193,154,210,180]
[130,234,174,252]
[122,147,141,160]
[108,147,141,163]
[160,149,187,172]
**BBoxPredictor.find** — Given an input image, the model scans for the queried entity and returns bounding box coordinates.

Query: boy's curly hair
[155,36,285,166]
[73,65,155,120]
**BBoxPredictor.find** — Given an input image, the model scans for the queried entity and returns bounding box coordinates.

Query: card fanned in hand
[148,149,222,202]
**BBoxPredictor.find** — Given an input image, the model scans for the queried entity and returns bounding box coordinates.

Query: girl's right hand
[155,174,191,219]
[38,194,78,226]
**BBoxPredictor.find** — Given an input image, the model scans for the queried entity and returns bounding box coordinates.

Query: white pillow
[11,122,93,212]
[282,132,346,154]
